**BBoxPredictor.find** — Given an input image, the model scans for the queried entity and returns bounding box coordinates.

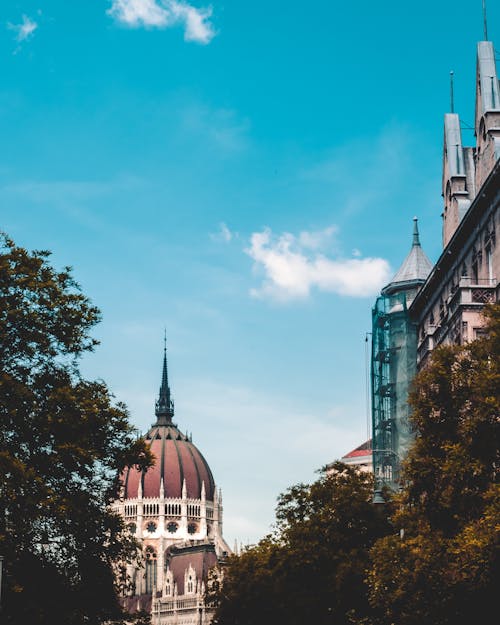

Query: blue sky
[2,0,499,544]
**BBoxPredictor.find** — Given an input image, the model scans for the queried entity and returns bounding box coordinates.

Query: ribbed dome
[123,343,215,501]
[123,423,215,500]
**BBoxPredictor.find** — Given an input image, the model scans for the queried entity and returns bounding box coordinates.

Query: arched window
[165,569,173,596]
[187,575,194,593]
[145,547,157,594]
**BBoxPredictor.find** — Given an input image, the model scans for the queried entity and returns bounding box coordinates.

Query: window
[167,521,178,534]
[439,299,445,320]
[145,548,157,594]
[188,523,197,535]
[474,327,488,340]
[486,246,493,282]
[146,521,156,533]
[187,575,194,593]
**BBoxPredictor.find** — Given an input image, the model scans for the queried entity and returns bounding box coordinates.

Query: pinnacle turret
[412,216,421,247]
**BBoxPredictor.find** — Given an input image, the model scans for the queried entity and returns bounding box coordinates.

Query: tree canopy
[211,463,392,625]
[366,305,500,625]
[0,233,152,625]
[210,306,500,625]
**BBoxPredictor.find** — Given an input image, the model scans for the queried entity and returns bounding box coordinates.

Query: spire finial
[482,0,488,40]
[450,70,454,113]
[155,333,174,424]
[412,217,421,247]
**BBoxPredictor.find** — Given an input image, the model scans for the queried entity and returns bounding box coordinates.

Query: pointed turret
[155,336,174,424]
[442,111,475,247]
[382,218,432,296]
[474,40,500,190]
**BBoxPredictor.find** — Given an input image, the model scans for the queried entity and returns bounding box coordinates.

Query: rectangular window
[486,247,493,283]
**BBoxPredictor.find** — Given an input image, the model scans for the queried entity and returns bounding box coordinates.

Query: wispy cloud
[300,125,415,219]
[8,14,38,43]
[181,104,250,152]
[107,0,216,44]
[210,222,235,243]
[0,176,144,231]
[1,176,142,202]
[144,377,362,543]
[246,226,390,300]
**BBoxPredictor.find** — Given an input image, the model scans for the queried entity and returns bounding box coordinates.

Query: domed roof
[122,345,215,501]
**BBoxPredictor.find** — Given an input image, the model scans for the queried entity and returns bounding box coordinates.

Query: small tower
[442,112,476,247]
[371,220,432,492]
[474,41,500,190]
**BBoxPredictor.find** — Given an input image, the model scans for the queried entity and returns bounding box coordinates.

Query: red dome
[123,423,215,501]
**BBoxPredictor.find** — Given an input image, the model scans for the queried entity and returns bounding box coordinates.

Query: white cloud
[8,14,38,42]
[107,0,215,44]
[108,0,169,27]
[246,227,391,300]
[298,225,337,251]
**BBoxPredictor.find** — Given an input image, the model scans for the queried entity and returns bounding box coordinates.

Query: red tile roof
[123,424,215,500]
[342,439,372,459]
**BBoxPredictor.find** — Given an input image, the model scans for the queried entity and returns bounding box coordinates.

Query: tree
[366,305,500,625]
[211,463,392,625]
[0,233,153,625]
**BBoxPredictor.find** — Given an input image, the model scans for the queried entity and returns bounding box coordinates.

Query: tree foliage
[366,305,500,625]
[211,306,500,625]
[0,233,153,625]
[211,463,392,625]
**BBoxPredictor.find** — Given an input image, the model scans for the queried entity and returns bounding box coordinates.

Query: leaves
[0,233,152,625]
[366,305,500,625]
[212,464,392,625]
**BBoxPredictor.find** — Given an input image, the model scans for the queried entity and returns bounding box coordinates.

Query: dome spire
[155,332,174,424]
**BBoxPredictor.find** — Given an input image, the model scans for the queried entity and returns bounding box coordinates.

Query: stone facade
[411,39,500,368]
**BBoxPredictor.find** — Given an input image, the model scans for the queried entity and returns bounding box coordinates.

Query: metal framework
[371,291,418,492]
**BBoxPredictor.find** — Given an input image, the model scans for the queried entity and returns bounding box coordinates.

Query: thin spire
[450,71,454,113]
[155,333,174,423]
[482,0,488,40]
[412,217,421,247]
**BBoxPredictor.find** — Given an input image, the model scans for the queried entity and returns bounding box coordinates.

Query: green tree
[0,233,153,625]
[366,305,500,625]
[212,463,391,625]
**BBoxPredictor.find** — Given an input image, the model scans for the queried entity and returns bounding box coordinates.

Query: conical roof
[382,218,432,295]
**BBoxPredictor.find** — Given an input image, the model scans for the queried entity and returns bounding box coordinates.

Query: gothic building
[113,346,231,625]
[371,35,499,492]
[412,40,500,366]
